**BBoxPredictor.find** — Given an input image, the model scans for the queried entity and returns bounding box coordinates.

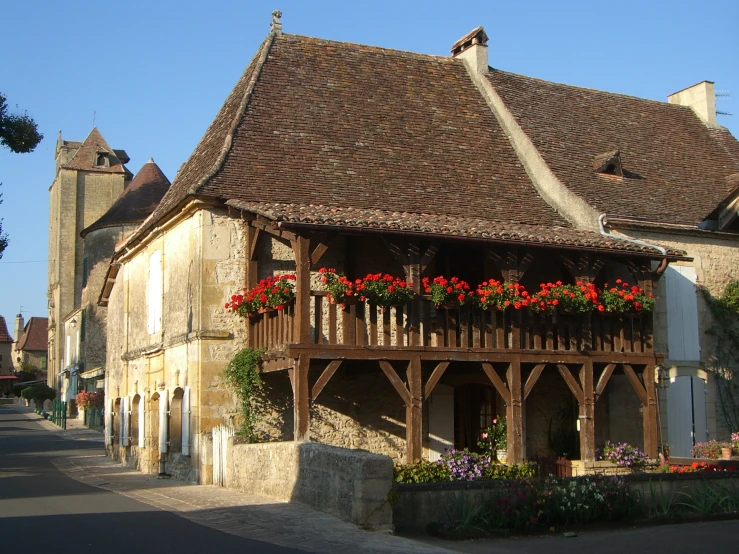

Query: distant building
[0,316,17,394]
[12,315,48,374]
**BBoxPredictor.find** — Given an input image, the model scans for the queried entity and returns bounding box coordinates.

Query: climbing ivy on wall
[701,281,739,432]
[224,347,265,441]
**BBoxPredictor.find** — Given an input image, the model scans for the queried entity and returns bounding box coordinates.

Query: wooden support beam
[378,360,411,406]
[406,356,423,463]
[557,364,584,404]
[293,235,312,345]
[643,364,659,458]
[382,238,409,267]
[622,363,647,405]
[248,226,261,261]
[579,359,595,461]
[293,354,310,441]
[254,215,297,243]
[523,363,545,400]
[424,361,450,400]
[487,247,534,282]
[310,232,336,267]
[311,360,342,402]
[481,362,510,404]
[420,244,439,272]
[562,254,604,284]
[594,363,616,400]
[507,357,524,464]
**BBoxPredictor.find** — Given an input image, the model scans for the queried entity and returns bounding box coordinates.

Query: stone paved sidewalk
[17,408,454,554]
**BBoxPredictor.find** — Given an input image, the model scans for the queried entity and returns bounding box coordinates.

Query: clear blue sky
[1,0,737,326]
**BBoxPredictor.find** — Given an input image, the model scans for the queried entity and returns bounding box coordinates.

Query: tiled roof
[81,159,171,237]
[487,70,739,226]
[227,201,681,255]
[122,31,730,255]
[16,317,48,352]
[62,127,131,175]
[0,316,11,343]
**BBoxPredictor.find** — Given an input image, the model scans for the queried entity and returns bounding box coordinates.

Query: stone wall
[226,440,393,531]
[393,472,739,532]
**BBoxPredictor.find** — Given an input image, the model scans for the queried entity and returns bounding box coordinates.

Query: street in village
[1,404,737,554]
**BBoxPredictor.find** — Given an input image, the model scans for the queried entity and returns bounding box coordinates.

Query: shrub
[393,450,537,484]
[20,383,56,404]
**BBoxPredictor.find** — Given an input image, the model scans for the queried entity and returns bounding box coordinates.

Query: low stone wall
[393,472,739,532]
[226,440,394,531]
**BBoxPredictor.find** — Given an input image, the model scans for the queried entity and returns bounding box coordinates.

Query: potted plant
[479,416,507,462]
[530,281,600,314]
[422,275,472,308]
[600,279,655,313]
[318,267,358,307]
[226,274,296,317]
[355,273,414,311]
[475,280,529,311]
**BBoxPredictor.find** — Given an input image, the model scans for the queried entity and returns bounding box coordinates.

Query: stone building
[100,18,738,482]
[47,128,132,394]
[12,315,48,375]
[0,316,16,394]
[52,156,171,409]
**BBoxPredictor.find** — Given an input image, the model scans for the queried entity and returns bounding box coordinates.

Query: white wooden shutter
[182,386,191,456]
[104,398,112,446]
[159,389,169,454]
[121,396,130,446]
[138,396,146,448]
[665,266,701,361]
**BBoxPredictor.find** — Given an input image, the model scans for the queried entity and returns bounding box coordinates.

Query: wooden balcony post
[579,360,595,461]
[293,235,311,345]
[292,354,311,441]
[507,357,524,464]
[406,356,423,462]
[246,224,259,349]
[643,363,658,458]
[407,241,422,347]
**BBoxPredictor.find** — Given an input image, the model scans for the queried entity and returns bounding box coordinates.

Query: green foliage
[479,416,507,452]
[20,383,56,403]
[0,93,43,153]
[223,348,265,441]
[700,281,739,433]
[483,462,536,480]
[394,459,451,483]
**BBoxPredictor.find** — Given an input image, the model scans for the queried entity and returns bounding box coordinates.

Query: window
[94,151,110,167]
[147,250,163,334]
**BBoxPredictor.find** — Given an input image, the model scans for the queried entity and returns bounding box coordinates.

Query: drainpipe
[598,214,668,274]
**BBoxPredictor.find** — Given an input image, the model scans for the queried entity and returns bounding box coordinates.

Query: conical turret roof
[81,158,171,237]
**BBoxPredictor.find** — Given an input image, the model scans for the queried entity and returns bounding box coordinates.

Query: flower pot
[258,306,274,314]
[496,449,508,463]
[722,447,733,460]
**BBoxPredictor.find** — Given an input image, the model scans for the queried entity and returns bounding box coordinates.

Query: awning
[80,367,104,380]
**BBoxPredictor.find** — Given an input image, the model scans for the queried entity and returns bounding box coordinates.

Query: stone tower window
[94,151,110,167]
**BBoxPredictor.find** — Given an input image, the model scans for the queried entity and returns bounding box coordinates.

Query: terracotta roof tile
[227,200,679,255]
[487,70,739,225]
[16,317,47,352]
[81,159,171,237]
[0,316,11,343]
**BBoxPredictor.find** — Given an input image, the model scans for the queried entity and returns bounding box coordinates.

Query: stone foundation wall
[226,440,393,531]
[393,472,739,532]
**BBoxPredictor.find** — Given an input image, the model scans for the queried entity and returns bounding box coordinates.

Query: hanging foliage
[223,347,265,441]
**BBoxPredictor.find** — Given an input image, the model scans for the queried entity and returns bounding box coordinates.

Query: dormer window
[593,150,623,177]
[94,150,110,167]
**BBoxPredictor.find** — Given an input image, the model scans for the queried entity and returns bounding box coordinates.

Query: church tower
[47,128,131,389]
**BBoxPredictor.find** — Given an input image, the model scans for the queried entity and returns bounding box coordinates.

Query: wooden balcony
[249,291,653,360]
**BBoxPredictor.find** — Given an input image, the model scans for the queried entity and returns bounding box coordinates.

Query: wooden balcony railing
[249,291,653,354]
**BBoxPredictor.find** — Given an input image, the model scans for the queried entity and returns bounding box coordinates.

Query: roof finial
[270,10,282,35]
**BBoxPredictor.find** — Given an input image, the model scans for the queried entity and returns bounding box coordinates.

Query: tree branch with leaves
[0,93,43,154]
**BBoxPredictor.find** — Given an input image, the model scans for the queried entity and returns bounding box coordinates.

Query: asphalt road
[0,405,303,553]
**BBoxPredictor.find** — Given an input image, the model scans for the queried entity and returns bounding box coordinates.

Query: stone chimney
[451,26,489,75]
[14,314,24,343]
[668,81,717,126]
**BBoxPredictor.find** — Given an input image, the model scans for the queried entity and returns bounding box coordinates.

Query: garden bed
[393,471,739,534]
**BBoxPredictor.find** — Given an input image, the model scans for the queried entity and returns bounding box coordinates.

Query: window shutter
[123,396,131,446]
[665,266,701,361]
[159,389,169,454]
[139,396,146,448]
[104,398,112,446]
[182,386,191,456]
